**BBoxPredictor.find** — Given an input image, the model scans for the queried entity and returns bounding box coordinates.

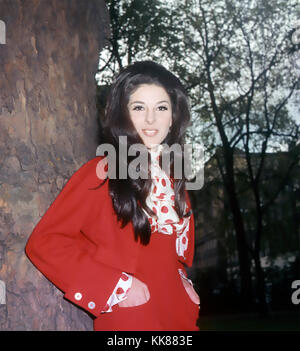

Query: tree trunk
[0,0,110,330]
[207,65,254,312]
[253,190,269,316]
[253,250,268,316]
[222,150,254,311]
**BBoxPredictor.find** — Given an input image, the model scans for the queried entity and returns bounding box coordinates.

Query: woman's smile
[142,129,159,137]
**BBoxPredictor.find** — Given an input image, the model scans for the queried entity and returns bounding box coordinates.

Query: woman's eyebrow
[128,100,170,105]
[157,100,170,104]
[129,100,145,105]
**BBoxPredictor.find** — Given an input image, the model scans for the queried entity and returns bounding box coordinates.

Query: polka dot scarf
[144,145,191,259]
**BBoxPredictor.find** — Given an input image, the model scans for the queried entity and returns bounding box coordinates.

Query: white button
[88,301,96,310]
[74,292,82,301]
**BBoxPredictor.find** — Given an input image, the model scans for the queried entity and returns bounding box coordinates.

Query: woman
[25,61,200,331]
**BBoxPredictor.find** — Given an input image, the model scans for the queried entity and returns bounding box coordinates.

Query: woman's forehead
[128,84,170,103]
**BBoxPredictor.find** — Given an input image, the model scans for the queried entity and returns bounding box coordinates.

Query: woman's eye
[157,105,168,111]
[132,105,144,111]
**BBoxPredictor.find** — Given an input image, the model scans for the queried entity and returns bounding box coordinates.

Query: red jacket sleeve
[25,157,122,317]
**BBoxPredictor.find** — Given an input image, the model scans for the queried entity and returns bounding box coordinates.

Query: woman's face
[128,84,172,149]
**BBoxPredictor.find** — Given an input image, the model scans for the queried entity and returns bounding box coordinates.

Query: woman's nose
[145,109,156,124]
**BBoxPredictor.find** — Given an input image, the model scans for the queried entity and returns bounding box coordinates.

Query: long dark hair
[101,61,191,245]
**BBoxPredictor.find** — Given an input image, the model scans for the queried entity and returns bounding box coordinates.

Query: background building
[190,146,300,314]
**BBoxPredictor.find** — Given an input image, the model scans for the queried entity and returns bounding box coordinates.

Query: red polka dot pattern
[145,144,191,254]
[161,206,169,213]
[101,272,132,313]
[121,273,128,281]
[116,287,124,295]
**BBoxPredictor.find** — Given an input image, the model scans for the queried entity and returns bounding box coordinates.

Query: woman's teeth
[142,129,158,137]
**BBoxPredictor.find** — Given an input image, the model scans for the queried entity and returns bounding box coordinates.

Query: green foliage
[98,0,299,154]
[98,0,173,85]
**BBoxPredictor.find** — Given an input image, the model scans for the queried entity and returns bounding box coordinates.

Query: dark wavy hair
[101,61,191,245]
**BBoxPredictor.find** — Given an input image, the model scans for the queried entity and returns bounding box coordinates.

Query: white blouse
[101,145,192,313]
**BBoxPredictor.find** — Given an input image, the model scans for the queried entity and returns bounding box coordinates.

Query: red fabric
[25,156,197,328]
[94,231,199,331]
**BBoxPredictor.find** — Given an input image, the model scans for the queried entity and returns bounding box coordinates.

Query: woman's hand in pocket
[181,276,200,305]
[118,276,150,307]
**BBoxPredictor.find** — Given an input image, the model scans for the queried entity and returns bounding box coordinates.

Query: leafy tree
[97,0,300,315]
[163,0,300,314]
[97,0,172,86]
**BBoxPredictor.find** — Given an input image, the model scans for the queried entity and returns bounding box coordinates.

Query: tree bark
[207,66,254,311]
[221,150,254,312]
[0,0,110,330]
[252,180,269,316]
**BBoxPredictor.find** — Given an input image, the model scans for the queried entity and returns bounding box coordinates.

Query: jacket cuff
[63,257,122,317]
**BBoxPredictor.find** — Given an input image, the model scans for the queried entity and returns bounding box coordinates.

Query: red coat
[25,156,195,317]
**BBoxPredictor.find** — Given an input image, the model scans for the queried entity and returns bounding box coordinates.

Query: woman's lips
[142,129,158,137]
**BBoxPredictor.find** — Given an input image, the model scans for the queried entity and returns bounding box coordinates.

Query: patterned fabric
[145,144,191,260]
[101,272,132,313]
[101,145,192,313]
